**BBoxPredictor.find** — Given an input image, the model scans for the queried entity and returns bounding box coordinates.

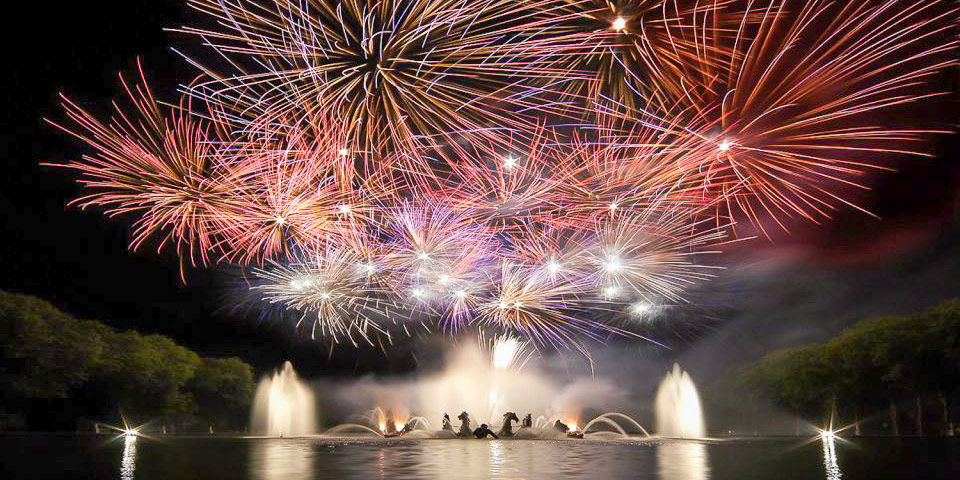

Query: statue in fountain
[385,410,397,435]
[553,419,570,433]
[472,423,500,439]
[442,413,454,432]
[498,412,520,437]
[457,411,472,437]
[522,413,532,428]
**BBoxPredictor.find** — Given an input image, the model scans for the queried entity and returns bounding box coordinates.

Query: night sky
[2,0,958,379]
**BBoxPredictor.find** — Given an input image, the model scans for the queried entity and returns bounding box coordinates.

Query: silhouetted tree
[715,299,960,436]
[0,292,257,431]
[185,357,255,429]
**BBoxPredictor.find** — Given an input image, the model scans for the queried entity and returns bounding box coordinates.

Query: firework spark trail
[213,125,387,264]
[252,246,400,346]
[174,0,564,161]
[476,260,604,355]
[556,110,731,227]
[45,61,247,278]
[584,211,728,304]
[480,331,536,371]
[48,0,959,351]
[434,124,573,233]
[505,0,762,114]
[609,0,960,234]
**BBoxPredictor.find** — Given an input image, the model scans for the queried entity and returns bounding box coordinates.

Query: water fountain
[414,335,553,428]
[582,412,652,438]
[654,363,705,438]
[319,336,665,441]
[251,361,317,437]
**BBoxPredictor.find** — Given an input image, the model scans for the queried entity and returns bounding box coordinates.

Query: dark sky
[2,0,958,379]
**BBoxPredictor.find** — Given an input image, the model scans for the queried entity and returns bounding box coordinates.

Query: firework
[435,124,572,232]
[557,112,726,227]
[476,261,603,354]
[46,62,241,277]
[215,126,381,264]
[251,246,400,345]
[381,201,496,330]
[510,0,759,113]
[175,0,554,161]
[615,0,959,232]
[583,211,727,303]
[48,0,958,352]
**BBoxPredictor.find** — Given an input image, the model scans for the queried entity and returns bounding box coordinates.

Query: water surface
[1,435,956,479]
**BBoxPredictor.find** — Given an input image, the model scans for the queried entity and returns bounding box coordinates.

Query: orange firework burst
[46,62,242,276]
[617,0,959,234]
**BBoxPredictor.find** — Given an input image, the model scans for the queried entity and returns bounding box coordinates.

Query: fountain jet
[654,363,705,438]
[251,361,316,436]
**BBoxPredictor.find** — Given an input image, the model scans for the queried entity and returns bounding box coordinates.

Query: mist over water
[317,337,638,431]
[416,339,554,425]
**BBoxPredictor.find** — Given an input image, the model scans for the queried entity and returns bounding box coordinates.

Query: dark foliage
[0,292,255,431]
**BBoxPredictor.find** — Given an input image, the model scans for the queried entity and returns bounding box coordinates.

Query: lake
[1,435,956,479]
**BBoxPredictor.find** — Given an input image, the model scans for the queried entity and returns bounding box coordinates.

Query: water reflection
[119,435,137,480]
[430,440,637,479]
[657,442,708,480]
[821,436,842,480]
[250,439,313,480]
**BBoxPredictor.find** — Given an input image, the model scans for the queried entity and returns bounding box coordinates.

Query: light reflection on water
[656,442,709,480]
[251,438,313,480]
[119,435,137,480]
[90,436,898,480]
[821,436,842,480]
[249,438,646,479]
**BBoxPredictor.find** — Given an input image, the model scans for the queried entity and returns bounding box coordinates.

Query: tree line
[0,292,256,432]
[714,299,960,436]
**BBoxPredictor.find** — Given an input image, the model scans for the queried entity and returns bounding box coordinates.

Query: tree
[185,357,256,430]
[824,316,898,434]
[0,292,258,431]
[0,293,104,399]
[94,329,201,419]
[713,299,960,436]
[735,344,839,420]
